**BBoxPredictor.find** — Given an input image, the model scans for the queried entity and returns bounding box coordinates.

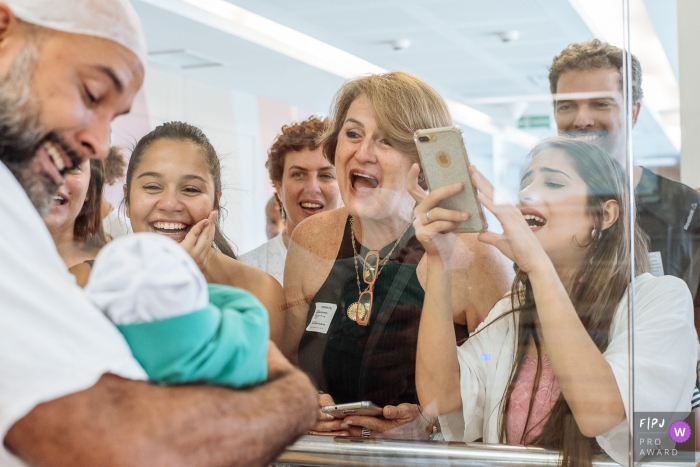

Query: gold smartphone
[414,126,487,233]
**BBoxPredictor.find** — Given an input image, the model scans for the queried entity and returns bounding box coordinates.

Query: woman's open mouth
[350,171,379,190]
[151,221,190,239]
[522,212,547,232]
[52,194,68,206]
[299,201,324,216]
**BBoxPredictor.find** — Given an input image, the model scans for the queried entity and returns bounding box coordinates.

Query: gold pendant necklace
[346,216,414,322]
[346,302,367,321]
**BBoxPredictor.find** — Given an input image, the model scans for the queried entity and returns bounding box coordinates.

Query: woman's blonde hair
[321,71,452,185]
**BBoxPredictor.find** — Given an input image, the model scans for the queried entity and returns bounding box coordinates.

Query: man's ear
[0,5,27,76]
[0,4,16,41]
[601,199,620,231]
[631,101,641,126]
[122,184,129,218]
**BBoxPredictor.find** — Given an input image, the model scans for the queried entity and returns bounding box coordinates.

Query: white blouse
[439,273,697,466]
[239,232,287,286]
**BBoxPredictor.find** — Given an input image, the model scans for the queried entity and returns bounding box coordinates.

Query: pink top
[506,354,561,446]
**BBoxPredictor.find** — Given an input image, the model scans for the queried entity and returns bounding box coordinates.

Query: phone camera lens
[418,136,430,142]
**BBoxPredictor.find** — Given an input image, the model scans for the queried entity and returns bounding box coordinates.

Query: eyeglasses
[348,215,414,326]
[356,250,379,326]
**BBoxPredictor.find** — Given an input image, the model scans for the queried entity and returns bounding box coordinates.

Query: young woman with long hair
[123,121,287,346]
[413,137,696,466]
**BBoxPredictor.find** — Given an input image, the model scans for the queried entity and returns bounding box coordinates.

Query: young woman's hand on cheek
[407,164,468,266]
[181,210,218,271]
[469,166,547,274]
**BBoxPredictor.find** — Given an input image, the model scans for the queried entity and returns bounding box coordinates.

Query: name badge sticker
[306,302,338,334]
[648,251,664,277]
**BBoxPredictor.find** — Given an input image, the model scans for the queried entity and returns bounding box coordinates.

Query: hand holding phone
[414,126,487,233]
[321,401,383,419]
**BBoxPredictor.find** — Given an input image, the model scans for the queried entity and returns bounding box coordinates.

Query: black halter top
[298,216,468,407]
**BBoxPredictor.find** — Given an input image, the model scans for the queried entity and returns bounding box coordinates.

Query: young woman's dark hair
[124,121,236,259]
[484,137,650,466]
[74,159,107,249]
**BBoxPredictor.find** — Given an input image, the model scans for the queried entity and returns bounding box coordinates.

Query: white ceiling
[132,0,679,162]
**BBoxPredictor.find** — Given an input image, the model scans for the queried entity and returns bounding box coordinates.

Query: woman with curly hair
[240,116,342,285]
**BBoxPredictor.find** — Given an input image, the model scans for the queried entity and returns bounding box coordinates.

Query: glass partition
[111,0,697,464]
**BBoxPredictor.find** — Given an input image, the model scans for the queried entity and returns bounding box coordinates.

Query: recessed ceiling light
[496,30,520,43]
[389,39,411,51]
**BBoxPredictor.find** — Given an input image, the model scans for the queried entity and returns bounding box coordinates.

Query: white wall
[678,0,700,190]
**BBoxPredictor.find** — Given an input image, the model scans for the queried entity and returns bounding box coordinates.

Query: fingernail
[339,433,348,437]
[461,212,469,219]
[340,423,349,429]
[326,414,334,419]
[346,420,353,425]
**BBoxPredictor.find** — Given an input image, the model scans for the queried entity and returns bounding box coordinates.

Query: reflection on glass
[416,136,695,467]
[272,3,699,466]
[288,71,512,444]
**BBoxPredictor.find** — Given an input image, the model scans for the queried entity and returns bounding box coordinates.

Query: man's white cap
[85,233,209,325]
[6,0,148,67]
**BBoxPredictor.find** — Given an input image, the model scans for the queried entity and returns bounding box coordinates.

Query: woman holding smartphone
[283,71,512,438]
[413,137,695,465]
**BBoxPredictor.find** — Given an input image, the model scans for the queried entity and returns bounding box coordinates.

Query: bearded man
[0,2,316,466]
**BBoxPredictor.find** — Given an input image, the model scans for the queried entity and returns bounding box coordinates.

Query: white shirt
[239,232,287,285]
[102,207,132,239]
[0,162,146,467]
[440,273,696,466]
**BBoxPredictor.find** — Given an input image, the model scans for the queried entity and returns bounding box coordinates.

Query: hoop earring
[591,228,597,239]
[276,193,286,222]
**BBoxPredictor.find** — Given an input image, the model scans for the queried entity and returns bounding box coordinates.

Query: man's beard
[0,44,82,217]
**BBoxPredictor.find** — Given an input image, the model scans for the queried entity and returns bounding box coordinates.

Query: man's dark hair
[549,39,643,104]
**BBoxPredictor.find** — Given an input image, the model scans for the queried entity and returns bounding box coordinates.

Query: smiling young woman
[123,122,287,346]
[413,137,696,466]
